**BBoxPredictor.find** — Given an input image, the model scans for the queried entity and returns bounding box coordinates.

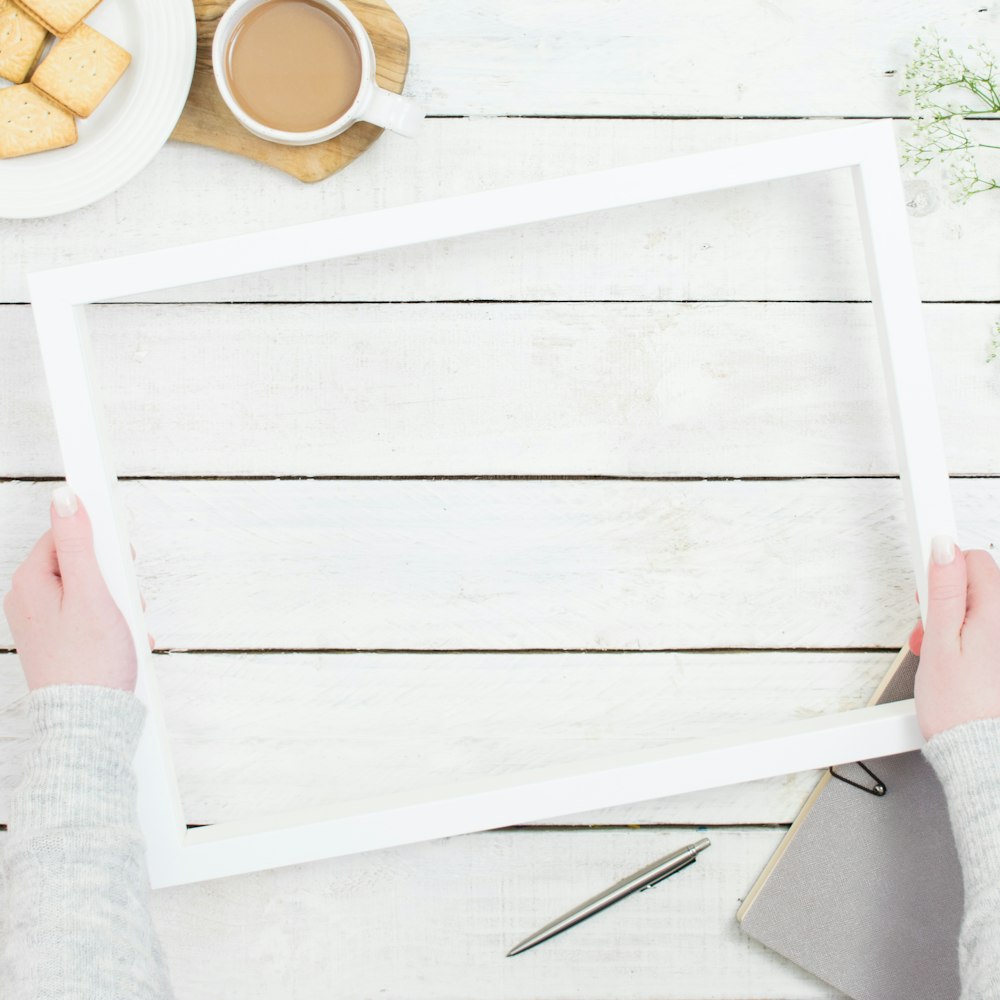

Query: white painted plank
[2,479,996,651]
[1,120,995,303]
[2,301,996,478]
[140,828,842,998]
[393,0,987,117]
[0,651,889,827]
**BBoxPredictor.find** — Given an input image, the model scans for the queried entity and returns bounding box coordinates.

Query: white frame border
[28,120,955,889]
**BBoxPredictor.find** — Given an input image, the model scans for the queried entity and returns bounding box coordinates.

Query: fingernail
[52,485,78,518]
[931,535,955,565]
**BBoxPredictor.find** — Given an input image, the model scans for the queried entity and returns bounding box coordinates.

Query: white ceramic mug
[212,0,424,146]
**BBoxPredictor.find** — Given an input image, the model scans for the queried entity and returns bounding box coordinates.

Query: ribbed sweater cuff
[8,684,147,833]
[922,717,1000,887]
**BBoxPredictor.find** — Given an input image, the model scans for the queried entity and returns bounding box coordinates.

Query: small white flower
[900,28,1000,202]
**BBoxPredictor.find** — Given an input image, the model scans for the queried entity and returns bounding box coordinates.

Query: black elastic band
[829,760,887,796]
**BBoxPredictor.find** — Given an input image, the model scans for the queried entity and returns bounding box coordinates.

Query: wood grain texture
[1,120,996,303]
[391,0,992,117]
[2,479,997,651]
[2,301,998,478]
[171,0,411,182]
[139,828,841,999]
[0,651,889,826]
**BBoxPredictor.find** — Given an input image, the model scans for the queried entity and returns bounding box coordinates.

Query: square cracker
[11,0,101,36]
[0,83,76,158]
[31,21,130,117]
[0,0,47,85]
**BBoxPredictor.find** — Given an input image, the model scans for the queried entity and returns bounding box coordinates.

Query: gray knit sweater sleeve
[923,718,1000,1000]
[0,683,174,1000]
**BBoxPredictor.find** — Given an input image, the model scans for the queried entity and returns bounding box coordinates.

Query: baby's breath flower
[900,29,1000,203]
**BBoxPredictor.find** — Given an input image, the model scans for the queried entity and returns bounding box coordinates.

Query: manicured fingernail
[52,485,78,518]
[931,535,955,565]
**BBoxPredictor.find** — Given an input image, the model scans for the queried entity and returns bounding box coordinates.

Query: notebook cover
[737,649,963,1000]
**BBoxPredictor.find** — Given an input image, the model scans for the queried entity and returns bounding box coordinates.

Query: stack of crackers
[0,0,131,159]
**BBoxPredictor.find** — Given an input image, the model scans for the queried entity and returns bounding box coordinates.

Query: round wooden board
[170,0,411,183]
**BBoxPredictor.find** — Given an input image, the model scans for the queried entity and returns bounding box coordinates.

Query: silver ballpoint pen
[506,837,711,957]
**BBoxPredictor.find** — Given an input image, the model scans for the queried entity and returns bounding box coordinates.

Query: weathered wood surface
[0,651,891,826]
[3,479,996,651]
[0,824,841,998]
[393,0,991,117]
[1,301,998,478]
[1,119,998,303]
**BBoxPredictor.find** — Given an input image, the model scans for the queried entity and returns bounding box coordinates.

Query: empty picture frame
[28,120,955,889]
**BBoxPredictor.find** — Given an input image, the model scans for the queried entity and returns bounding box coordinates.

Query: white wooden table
[2,3,1000,997]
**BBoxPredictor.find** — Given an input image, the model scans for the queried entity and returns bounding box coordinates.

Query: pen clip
[639,855,697,891]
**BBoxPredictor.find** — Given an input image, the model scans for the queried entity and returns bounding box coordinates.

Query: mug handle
[361,87,425,138]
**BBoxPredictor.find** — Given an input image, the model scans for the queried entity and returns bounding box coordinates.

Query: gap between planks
[4,476,1000,483]
[423,114,1000,122]
[0,823,790,832]
[0,647,899,655]
[5,299,1000,305]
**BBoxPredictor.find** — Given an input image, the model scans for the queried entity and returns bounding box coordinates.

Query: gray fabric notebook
[737,648,963,1000]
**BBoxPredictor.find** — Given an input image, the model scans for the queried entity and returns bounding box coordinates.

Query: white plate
[0,0,196,218]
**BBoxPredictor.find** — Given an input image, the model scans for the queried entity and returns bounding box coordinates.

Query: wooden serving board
[170,0,411,182]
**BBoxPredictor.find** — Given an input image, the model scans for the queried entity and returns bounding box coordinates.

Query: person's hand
[3,485,150,693]
[910,538,1000,740]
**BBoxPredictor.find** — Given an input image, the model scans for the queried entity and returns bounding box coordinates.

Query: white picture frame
[28,120,955,889]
